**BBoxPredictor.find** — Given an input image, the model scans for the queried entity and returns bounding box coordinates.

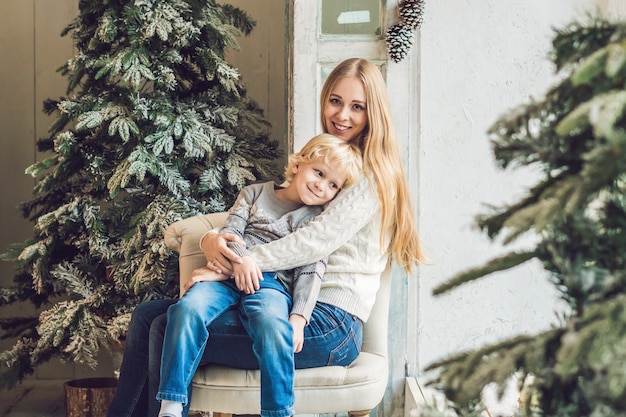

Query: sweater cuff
[227,242,250,258]
[290,303,313,324]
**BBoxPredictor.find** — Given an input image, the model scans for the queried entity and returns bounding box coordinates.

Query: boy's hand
[183,267,229,293]
[289,314,307,353]
[232,256,263,294]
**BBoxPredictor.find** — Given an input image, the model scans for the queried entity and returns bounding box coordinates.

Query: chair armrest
[164,212,228,297]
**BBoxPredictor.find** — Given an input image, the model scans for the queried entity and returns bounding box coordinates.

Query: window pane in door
[320,0,383,36]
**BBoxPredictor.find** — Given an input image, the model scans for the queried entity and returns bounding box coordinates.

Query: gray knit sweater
[248,175,389,322]
[221,181,326,321]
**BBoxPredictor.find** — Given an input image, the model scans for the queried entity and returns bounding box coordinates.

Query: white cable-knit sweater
[248,175,390,322]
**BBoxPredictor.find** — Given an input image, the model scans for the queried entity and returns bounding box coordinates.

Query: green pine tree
[0,0,279,388]
[424,17,626,417]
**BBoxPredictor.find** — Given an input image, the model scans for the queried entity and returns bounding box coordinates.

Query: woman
[107,58,425,417]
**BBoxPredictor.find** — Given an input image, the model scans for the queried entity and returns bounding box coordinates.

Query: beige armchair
[164,212,392,417]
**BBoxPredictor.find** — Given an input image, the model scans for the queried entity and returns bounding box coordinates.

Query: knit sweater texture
[221,181,326,321]
[248,175,389,322]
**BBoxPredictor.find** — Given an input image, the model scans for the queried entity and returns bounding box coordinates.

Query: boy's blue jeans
[157,275,295,417]
[107,275,363,417]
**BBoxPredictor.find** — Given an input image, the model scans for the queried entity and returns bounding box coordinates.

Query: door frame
[288,1,421,414]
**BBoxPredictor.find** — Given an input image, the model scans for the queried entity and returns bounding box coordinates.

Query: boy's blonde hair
[284,133,362,188]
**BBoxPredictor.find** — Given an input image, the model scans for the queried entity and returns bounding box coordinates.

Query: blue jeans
[157,275,296,417]
[107,283,363,417]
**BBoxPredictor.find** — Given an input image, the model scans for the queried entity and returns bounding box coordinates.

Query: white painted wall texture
[416,0,617,374]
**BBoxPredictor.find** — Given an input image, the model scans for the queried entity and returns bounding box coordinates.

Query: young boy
[157,133,362,417]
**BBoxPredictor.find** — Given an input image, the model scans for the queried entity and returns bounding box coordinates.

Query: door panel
[290,1,420,415]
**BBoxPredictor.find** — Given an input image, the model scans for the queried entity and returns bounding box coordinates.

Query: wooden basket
[64,377,117,417]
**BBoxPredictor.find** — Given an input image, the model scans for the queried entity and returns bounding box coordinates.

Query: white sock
[158,400,183,417]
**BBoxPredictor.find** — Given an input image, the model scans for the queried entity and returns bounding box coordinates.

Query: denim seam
[261,404,295,417]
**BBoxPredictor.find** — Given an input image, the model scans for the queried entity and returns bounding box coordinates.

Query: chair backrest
[164,212,228,297]
[361,263,392,358]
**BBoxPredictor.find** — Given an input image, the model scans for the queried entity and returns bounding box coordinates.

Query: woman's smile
[323,76,367,142]
[331,121,351,132]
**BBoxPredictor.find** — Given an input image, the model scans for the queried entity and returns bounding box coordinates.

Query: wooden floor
[0,380,65,417]
[0,379,220,417]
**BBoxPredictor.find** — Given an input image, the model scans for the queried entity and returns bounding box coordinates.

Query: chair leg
[349,410,371,417]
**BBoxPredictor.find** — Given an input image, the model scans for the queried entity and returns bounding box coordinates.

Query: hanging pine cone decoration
[399,0,425,30]
[386,0,424,62]
[386,24,414,63]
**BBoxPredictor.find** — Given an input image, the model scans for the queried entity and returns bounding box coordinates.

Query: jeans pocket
[327,326,361,366]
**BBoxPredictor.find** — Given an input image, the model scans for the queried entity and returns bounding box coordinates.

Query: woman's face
[323,76,368,143]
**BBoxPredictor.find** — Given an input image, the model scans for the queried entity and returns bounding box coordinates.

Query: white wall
[417,0,610,372]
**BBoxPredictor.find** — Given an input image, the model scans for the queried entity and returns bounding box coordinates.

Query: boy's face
[291,159,347,206]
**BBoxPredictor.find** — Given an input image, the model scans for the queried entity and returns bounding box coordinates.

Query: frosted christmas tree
[0,0,279,388]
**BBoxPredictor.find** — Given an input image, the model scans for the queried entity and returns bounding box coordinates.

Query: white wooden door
[290,1,421,415]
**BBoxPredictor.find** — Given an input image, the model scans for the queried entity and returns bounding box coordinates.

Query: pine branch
[425,329,563,408]
[219,4,256,36]
[0,318,38,340]
[432,250,538,295]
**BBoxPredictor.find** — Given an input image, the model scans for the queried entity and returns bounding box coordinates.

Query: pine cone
[399,0,425,30]
[386,24,414,63]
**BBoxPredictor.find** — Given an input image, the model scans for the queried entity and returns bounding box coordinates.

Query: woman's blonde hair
[284,133,362,189]
[320,58,425,270]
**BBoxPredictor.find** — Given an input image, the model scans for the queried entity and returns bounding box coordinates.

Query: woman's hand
[201,232,244,275]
